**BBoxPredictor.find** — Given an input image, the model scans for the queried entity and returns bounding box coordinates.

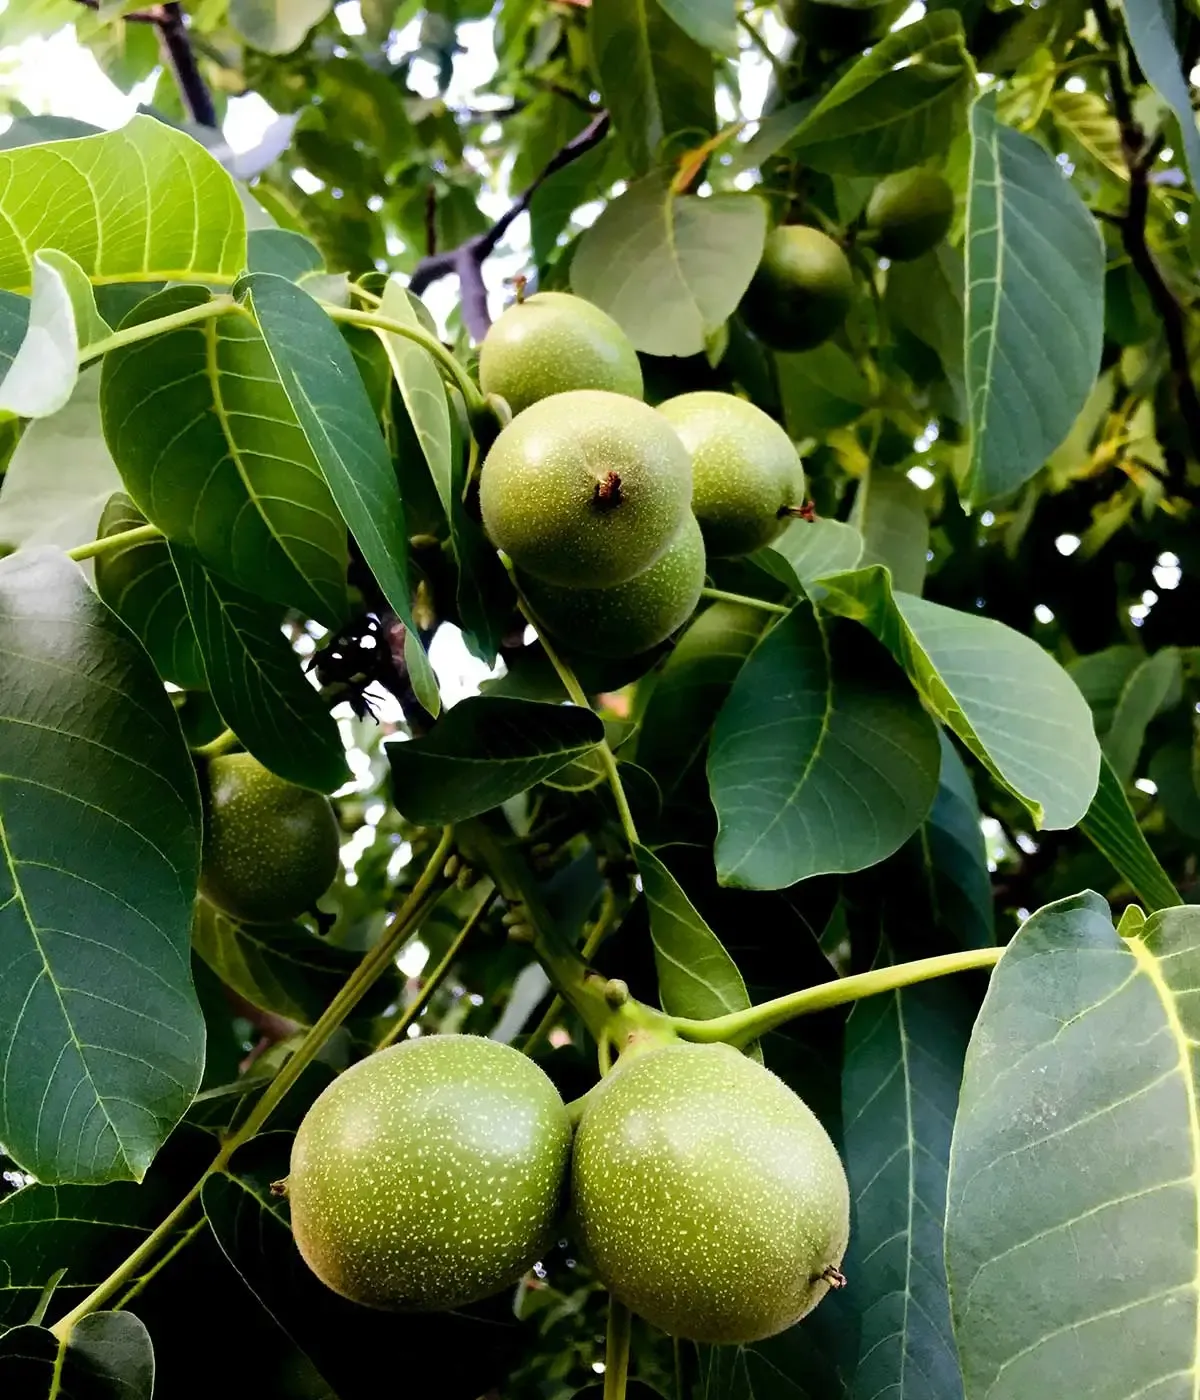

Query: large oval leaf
[709,601,941,890]
[817,566,1101,830]
[0,548,203,1183]
[843,967,973,1400]
[388,696,604,824]
[962,95,1104,506]
[170,543,349,794]
[572,172,766,358]
[100,286,350,628]
[237,272,439,713]
[0,115,245,293]
[946,894,1200,1399]
[0,1312,154,1399]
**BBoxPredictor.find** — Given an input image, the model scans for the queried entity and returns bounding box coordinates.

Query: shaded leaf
[843,966,971,1400]
[0,548,203,1183]
[1121,0,1200,189]
[758,518,865,595]
[590,0,714,174]
[170,543,349,794]
[0,115,245,292]
[709,602,941,890]
[849,468,929,596]
[886,245,966,414]
[238,271,439,713]
[246,227,325,281]
[775,342,873,438]
[1068,643,1143,735]
[0,1312,153,1399]
[572,172,766,357]
[962,96,1105,505]
[788,14,974,174]
[1080,752,1181,912]
[918,734,995,950]
[657,0,736,53]
[389,696,604,824]
[1102,646,1181,785]
[228,0,332,53]
[946,894,1200,1399]
[818,566,1101,830]
[94,493,205,690]
[100,286,350,627]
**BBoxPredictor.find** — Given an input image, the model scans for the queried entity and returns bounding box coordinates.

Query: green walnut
[864,170,955,262]
[199,752,339,924]
[479,389,693,588]
[657,392,804,557]
[479,291,643,416]
[519,513,705,658]
[571,1042,850,1343]
[289,1035,571,1311]
[740,225,854,353]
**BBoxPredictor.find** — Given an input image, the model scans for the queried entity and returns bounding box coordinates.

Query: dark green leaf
[946,894,1200,1399]
[634,844,756,1040]
[818,566,1101,830]
[99,286,350,628]
[572,172,766,357]
[590,0,714,174]
[94,492,205,690]
[0,1313,153,1399]
[917,733,995,950]
[1101,646,1181,785]
[1080,752,1181,911]
[246,227,326,281]
[388,696,604,824]
[0,548,202,1183]
[657,0,736,53]
[1068,643,1143,735]
[788,14,974,174]
[202,1134,524,1400]
[886,245,966,414]
[0,116,100,150]
[775,342,872,438]
[228,0,332,53]
[962,96,1105,506]
[170,543,349,793]
[1121,0,1200,189]
[849,468,929,596]
[1150,740,1200,841]
[237,272,439,714]
[709,602,941,889]
[843,967,972,1400]
[758,518,864,595]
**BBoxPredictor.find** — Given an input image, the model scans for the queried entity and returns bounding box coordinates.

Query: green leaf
[192,898,382,1026]
[590,0,714,174]
[709,602,941,890]
[1049,89,1126,180]
[1150,740,1200,841]
[170,543,349,794]
[93,492,205,690]
[635,843,755,1029]
[1121,0,1200,190]
[246,227,326,281]
[0,252,80,418]
[228,0,332,53]
[849,468,930,596]
[917,734,995,950]
[0,548,203,1183]
[202,1134,523,1400]
[656,0,736,54]
[99,286,350,627]
[0,115,245,293]
[886,245,966,414]
[842,967,972,1400]
[1102,646,1181,785]
[787,13,974,174]
[0,367,122,553]
[389,696,604,824]
[572,172,766,357]
[237,271,439,714]
[775,342,873,438]
[757,517,864,596]
[962,96,1105,506]
[946,893,1200,1399]
[0,1313,154,1398]
[817,567,1101,830]
[636,600,765,811]
[1068,644,1143,735]
[1079,752,1181,912]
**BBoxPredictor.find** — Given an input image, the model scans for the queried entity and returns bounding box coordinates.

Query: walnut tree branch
[1094,1,1200,476]
[409,110,611,342]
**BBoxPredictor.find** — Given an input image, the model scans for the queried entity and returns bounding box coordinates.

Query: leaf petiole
[78,294,240,368]
[603,1296,633,1400]
[67,523,163,563]
[698,585,791,615]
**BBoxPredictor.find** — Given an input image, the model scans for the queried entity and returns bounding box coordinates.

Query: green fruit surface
[480,389,693,588]
[289,1035,571,1311]
[479,292,644,416]
[519,513,705,658]
[572,1042,850,1343]
[657,391,804,557]
[865,169,954,262]
[783,0,905,48]
[199,752,339,924]
[740,225,853,352]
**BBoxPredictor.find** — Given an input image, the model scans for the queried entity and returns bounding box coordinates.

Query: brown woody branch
[1094,1,1200,477]
[410,110,611,342]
